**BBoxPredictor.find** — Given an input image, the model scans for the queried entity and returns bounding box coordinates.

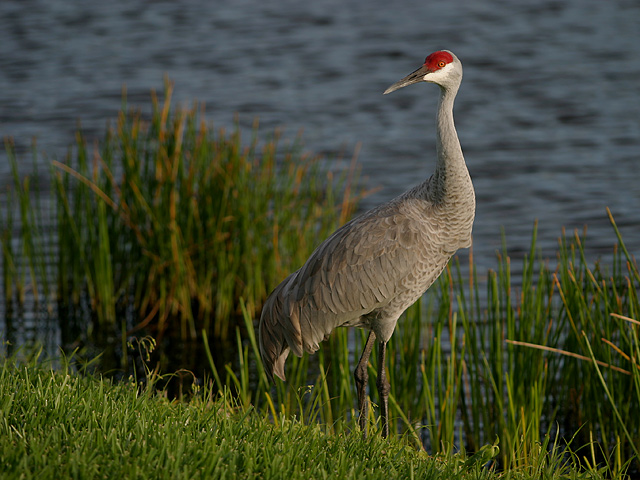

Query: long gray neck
[428,83,470,204]
[436,84,462,166]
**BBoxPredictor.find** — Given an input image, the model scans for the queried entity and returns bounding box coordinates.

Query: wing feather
[296,203,427,319]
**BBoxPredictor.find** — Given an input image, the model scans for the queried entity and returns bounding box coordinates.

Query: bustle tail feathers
[258,273,303,382]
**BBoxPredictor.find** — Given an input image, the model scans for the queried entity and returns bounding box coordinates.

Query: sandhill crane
[259,50,475,438]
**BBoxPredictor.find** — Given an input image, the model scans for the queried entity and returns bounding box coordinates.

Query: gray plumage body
[259,50,475,436]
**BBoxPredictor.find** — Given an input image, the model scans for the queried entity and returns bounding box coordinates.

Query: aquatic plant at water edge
[1,82,363,360]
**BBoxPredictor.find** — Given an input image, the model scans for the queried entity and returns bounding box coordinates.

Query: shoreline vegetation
[1,85,639,477]
[2,81,363,374]
[0,357,628,480]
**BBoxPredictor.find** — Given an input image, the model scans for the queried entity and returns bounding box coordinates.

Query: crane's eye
[437,61,446,68]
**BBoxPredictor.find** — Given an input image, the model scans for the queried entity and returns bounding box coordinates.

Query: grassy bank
[0,358,628,479]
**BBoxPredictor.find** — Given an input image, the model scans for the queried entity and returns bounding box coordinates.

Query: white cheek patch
[424,63,454,83]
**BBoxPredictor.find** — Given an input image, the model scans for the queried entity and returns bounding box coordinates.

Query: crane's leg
[354,331,376,437]
[377,340,391,438]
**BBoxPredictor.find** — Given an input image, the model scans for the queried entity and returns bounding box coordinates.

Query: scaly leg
[354,331,376,437]
[377,340,391,438]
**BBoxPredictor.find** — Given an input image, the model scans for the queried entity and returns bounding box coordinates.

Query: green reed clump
[1,82,362,351]
[549,210,640,465]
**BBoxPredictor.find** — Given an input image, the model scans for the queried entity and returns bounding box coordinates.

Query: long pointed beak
[383,65,429,94]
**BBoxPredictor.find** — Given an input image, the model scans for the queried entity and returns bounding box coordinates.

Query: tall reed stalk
[1,141,53,310]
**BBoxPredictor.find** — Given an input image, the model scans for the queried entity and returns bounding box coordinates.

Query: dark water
[1,0,639,353]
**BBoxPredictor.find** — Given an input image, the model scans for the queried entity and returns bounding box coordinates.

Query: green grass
[0,356,627,480]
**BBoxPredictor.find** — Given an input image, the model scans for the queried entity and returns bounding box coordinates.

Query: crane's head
[384,50,461,94]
